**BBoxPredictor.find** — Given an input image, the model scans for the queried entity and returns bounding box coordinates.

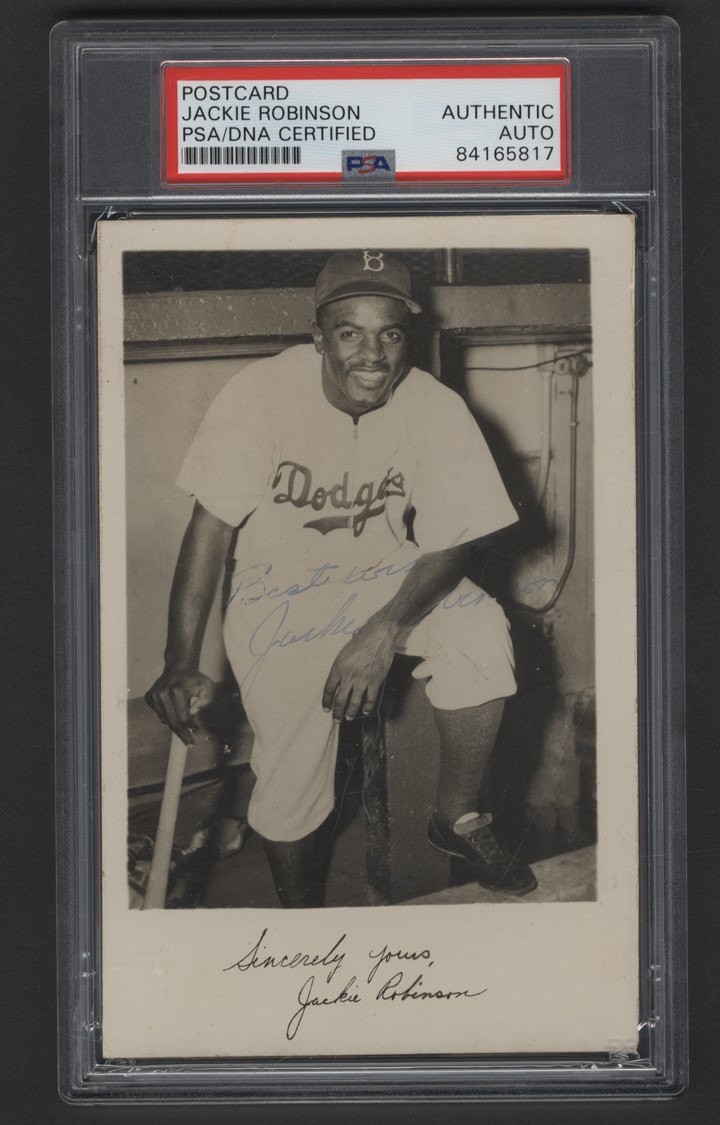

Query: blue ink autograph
[238,595,368,694]
[226,557,420,610]
[228,558,558,612]
[225,530,475,610]
[230,559,558,699]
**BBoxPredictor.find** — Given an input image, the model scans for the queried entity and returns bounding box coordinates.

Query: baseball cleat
[427,812,538,896]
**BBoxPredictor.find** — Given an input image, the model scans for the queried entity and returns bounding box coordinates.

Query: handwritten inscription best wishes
[223,928,487,1041]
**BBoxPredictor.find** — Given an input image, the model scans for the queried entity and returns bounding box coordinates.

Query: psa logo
[342,149,396,181]
[346,154,391,174]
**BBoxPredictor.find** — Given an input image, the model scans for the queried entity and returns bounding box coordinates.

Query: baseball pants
[223,553,516,842]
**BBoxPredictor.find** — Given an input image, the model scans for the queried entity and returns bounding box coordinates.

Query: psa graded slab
[52,16,685,1103]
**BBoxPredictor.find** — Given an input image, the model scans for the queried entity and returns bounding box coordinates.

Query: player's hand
[144,668,215,747]
[322,621,398,723]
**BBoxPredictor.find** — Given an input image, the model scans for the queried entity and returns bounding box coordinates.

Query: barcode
[180,145,302,167]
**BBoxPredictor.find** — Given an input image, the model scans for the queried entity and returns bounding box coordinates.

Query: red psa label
[163,62,570,185]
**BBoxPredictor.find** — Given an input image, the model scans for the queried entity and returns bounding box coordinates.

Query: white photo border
[98,213,637,1059]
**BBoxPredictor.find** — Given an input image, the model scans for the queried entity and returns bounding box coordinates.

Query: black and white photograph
[126,240,596,911]
[98,214,638,1058]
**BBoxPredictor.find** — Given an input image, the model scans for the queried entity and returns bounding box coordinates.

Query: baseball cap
[314,250,422,314]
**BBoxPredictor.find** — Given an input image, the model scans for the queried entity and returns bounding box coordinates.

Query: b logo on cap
[363,250,385,272]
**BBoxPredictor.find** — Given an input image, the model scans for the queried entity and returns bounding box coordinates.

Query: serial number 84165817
[456,145,555,162]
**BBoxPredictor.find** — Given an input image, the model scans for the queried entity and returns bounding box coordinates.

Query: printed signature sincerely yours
[223,928,488,1041]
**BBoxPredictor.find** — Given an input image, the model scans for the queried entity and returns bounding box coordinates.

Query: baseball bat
[144,733,189,909]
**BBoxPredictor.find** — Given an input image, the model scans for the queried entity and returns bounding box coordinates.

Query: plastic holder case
[52,16,686,1103]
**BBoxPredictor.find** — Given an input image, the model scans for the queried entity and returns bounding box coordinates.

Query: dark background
[2,1,716,1121]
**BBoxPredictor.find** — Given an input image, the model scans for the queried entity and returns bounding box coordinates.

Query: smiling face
[312,295,411,417]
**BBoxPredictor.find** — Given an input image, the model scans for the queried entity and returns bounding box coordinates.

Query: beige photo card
[98,213,637,1059]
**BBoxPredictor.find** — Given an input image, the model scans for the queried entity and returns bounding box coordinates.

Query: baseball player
[146,250,537,905]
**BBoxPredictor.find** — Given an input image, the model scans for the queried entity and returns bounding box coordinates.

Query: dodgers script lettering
[272,460,406,536]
